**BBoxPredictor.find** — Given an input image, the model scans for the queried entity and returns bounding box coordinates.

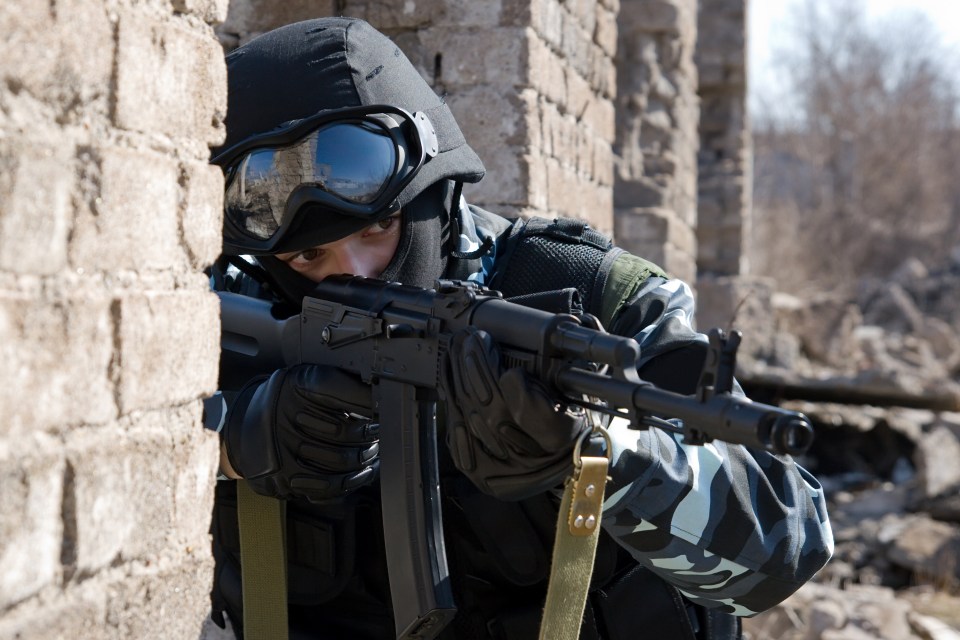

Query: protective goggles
[212,105,438,254]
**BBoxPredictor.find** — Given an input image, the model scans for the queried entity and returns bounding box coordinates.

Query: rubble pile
[737,250,960,639]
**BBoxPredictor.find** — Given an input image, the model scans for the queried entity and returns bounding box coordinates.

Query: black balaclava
[257,179,454,301]
[217,18,485,300]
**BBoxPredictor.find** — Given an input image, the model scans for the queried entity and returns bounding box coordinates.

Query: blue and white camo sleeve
[601,276,834,616]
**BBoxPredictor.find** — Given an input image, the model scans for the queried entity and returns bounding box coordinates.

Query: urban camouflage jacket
[448,200,834,617]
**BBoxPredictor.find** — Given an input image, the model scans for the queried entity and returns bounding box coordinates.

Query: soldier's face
[274,212,402,283]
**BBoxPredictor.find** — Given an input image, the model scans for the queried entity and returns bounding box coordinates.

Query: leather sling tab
[539,455,609,640]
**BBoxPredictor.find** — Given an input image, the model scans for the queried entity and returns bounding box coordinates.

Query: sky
[748,0,960,111]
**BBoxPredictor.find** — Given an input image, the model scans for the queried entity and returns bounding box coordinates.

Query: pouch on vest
[211,481,358,611]
[487,217,621,319]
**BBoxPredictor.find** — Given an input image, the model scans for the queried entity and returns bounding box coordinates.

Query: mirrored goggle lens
[224,122,399,240]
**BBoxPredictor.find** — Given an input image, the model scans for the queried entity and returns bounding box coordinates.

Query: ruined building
[0,0,750,636]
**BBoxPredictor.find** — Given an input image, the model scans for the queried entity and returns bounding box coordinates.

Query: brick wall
[694,0,770,357]
[0,0,755,636]
[0,1,226,638]
[696,0,752,277]
[613,0,700,284]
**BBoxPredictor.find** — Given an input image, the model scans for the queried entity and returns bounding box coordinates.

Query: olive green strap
[539,454,610,640]
[236,480,289,640]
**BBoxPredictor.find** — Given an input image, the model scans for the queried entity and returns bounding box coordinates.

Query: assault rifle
[218,275,814,640]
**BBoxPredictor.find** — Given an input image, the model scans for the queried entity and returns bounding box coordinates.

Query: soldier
[206,17,832,640]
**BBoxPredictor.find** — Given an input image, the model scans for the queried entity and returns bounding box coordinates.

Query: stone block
[51,0,116,100]
[0,554,214,640]
[341,0,434,29]
[594,4,618,58]
[589,95,616,144]
[115,12,227,144]
[0,291,116,437]
[428,0,505,27]
[522,153,550,212]
[0,1,113,120]
[543,156,566,214]
[445,86,538,207]
[464,144,531,209]
[915,425,960,500]
[218,0,335,37]
[0,434,64,609]
[104,557,214,639]
[696,229,746,276]
[644,148,678,183]
[448,87,536,154]
[0,587,107,640]
[697,16,745,53]
[181,161,224,269]
[69,146,182,272]
[568,0,597,38]
[573,126,594,179]
[593,139,614,187]
[545,159,611,225]
[172,0,229,24]
[420,27,528,88]
[519,89,545,152]
[887,515,960,588]
[697,60,727,88]
[117,289,220,414]
[662,245,696,284]
[561,10,590,79]
[537,99,557,158]
[530,0,564,51]
[564,66,595,122]
[65,421,177,576]
[582,182,614,234]
[617,208,667,243]
[528,36,568,109]
[615,207,695,258]
[171,401,219,549]
[550,113,579,168]
[619,0,682,35]
[641,102,674,138]
[0,4,57,89]
[614,173,667,208]
[600,0,620,13]
[674,211,697,256]
[591,43,617,99]
[0,138,73,275]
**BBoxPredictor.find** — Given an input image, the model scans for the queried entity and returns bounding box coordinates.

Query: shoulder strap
[236,481,289,640]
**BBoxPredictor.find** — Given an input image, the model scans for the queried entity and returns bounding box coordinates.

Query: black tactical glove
[441,327,590,501]
[223,364,379,502]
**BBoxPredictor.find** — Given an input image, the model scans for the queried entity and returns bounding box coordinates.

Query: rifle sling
[539,454,609,640]
[237,480,289,640]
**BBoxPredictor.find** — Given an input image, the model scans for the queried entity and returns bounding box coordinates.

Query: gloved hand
[441,327,590,501]
[223,364,379,502]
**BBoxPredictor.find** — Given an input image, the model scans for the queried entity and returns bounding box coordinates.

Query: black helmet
[214,17,485,258]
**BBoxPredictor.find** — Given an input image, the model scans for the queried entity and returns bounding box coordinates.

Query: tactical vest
[210,216,742,640]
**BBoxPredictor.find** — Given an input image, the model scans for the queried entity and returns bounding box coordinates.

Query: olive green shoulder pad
[598,253,668,328]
